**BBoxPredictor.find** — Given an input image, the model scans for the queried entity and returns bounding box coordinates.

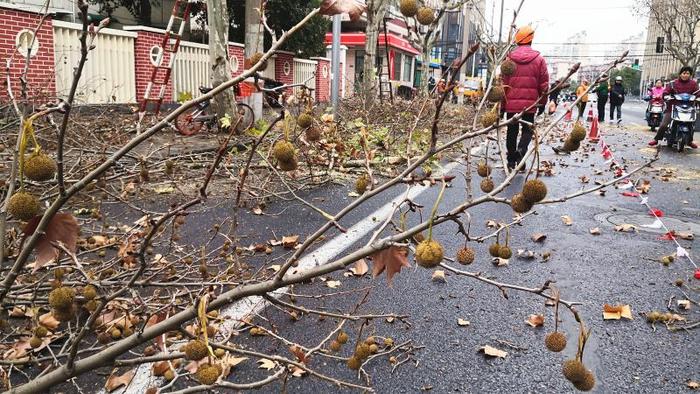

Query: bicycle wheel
[175,107,205,136]
[235,102,255,133]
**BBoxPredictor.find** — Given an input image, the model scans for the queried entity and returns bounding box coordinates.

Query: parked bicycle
[175,86,255,136]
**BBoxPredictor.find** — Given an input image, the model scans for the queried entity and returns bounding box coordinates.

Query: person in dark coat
[501,25,549,170]
[648,66,699,148]
[591,76,609,122]
[609,76,626,123]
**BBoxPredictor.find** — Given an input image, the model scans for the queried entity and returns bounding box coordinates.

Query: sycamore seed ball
[399,0,418,17]
[355,175,370,194]
[163,369,175,381]
[416,7,435,25]
[184,339,209,361]
[248,52,268,71]
[82,285,97,300]
[214,348,226,358]
[456,247,475,265]
[511,193,533,213]
[488,243,501,257]
[562,359,587,383]
[297,113,313,129]
[369,344,379,353]
[355,343,371,359]
[544,332,567,352]
[337,331,349,344]
[498,245,512,259]
[110,328,122,339]
[7,191,41,221]
[30,336,43,349]
[329,340,342,352]
[480,110,499,128]
[522,179,547,203]
[278,157,298,171]
[48,287,75,311]
[415,240,444,268]
[24,152,57,182]
[501,59,516,76]
[480,178,495,193]
[347,356,361,370]
[487,85,505,102]
[573,370,596,391]
[195,363,221,385]
[34,326,48,338]
[273,141,295,163]
[571,122,587,142]
[52,306,76,322]
[563,138,581,152]
[306,126,321,142]
[477,162,492,177]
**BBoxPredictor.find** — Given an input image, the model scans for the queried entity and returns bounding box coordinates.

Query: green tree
[610,67,641,96]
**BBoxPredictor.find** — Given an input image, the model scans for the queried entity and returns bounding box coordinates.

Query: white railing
[293,58,316,93]
[53,20,136,104]
[172,41,209,100]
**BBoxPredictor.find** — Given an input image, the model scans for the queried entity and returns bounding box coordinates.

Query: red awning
[324,32,420,56]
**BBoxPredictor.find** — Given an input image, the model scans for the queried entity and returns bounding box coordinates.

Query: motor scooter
[663,92,700,152]
[644,95,664,131]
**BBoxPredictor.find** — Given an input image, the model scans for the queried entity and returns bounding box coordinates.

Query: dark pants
[576,101,587,119]
[654,112,696,142]
[506,112,535,167]
[610,102,622,120]
[597,98,607,121]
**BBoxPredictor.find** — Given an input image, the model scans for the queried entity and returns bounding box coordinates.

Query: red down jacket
[502,45,549,114]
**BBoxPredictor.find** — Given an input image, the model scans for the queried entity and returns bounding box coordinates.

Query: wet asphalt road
[59,103,699,393]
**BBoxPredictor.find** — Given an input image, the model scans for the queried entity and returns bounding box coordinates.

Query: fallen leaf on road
[23,213,79,273]
[676,231,694,240]
[687,380,699,389]
[153,185,175,194]
[431,270,446,283]
[349,259,368,276]
[486,220,499,228]
[282,235,299,249]
[290,365,306,377]
[517,249,535,259]
[603,304,633,320]
[614,224,637,233]
[370,246,410,284]
[267,265,281,272]
[252,206,264,215]
[580,175,590,183]
[39,312,60,331]
[104,369,135,392]
[326,280,341,289]
[479,345,508,358]
[589,227,601,235]
[531,233,547,242]
[677,300,691,310]
[561,216,573,226]
[289,345,309,364]
[492,257,509,266]
[457,318,470,327]
[257,358,277,370]
[637,179,652,194]
[525,314,545,327]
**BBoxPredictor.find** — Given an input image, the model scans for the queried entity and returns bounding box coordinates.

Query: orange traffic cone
[588,116,599,142]
[564,103,572,122]
[586,107,594,123]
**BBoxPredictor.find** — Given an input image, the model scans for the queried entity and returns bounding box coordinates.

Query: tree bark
[244,0,264,58]
[362,0,388,104]
[207,0,236,121]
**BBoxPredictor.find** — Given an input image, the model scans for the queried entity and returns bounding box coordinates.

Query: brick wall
[312,57,330,102]
[275,51,294,85]
[0,7,56,105]
[228,43,244,78]
[133,29,173,105]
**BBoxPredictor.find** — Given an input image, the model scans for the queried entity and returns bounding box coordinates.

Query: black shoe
[507,162,517,171]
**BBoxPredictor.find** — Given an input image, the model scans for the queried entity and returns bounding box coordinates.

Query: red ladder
[138,0,193,119]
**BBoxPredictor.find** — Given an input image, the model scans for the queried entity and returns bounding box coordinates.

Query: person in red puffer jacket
[648,66,699,148]
[501,25,549,170]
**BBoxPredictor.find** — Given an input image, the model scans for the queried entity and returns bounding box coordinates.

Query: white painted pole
[331,15,341,117]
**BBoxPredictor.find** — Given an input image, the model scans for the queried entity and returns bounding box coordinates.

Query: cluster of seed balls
[341,335,392,370]
[272,112,323,171]
[399,0,435,25]
[7,151,57,220]
[543,328,595,390]
[181,339,225,385]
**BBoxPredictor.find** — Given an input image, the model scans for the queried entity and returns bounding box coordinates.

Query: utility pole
[498,0,504,44]
[331,15,341,117]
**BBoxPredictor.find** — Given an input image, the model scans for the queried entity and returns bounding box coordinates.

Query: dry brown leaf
[290,365,306,377]
[457,318,470,327]
[517,249,535,259]
[637,179,652,194]
[152,361,171,376]
[561,216,573,226]
[687,381,699,389]
[676,231,694,240]
[39,312,60,330]
[431,270,446,283]
[326,280,341,289]
[23,213,79,272]
[580,175,590,183]
[525,314,545,327]
[10,306,28,317]
[104,369,135,392]
[257,358,277,370]
[289,345,309,364]
[531,233,547,242]
[370,246,410,284]
[282,235,299,249]
[602,304,633,320]
[589,227,601,235]
[349,259,368,276]
[252,206,264,215]
[478,345,508,358]
[614,224,637,233]
[677,300,691,310]
[486,220,499,228]
[319,0,366,21]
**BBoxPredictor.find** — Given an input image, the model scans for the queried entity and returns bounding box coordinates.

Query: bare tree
[207,0,237,120]
[638,0,700,70]
[361,0,390,103]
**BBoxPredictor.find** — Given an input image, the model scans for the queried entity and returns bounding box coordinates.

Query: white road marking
[107,160,462,393]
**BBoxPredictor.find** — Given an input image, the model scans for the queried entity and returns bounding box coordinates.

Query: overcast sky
[486,0,648,54]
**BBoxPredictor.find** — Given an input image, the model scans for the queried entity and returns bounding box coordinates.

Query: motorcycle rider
[609,76,625,123]
[645,79,665,121]
[648,66,699,148]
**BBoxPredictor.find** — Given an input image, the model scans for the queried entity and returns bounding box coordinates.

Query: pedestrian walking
[591,77,609,122]
[575,80,589,120]
[609,76,626,123]
[648,66,699,148]
[501,25,549,170]
[547,79,569,113]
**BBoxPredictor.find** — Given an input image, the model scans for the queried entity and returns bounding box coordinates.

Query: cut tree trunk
[244,0,264,58]
[207,0,236,121]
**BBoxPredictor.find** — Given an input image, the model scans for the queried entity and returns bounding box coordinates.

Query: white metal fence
[172,41,209,100]
[53,20,136,104]
[293,58,316,93]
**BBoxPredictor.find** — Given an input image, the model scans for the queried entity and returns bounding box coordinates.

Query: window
[231,56,239,73]
[655,37,664,53]
[393,52,402,80]
[16,29,39,58]
[403,55,413,82]
[149,46,163,66]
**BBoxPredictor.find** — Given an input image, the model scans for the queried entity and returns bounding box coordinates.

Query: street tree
[361,0,390,104]
[637,0,700,71]
[207,0,237,120]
